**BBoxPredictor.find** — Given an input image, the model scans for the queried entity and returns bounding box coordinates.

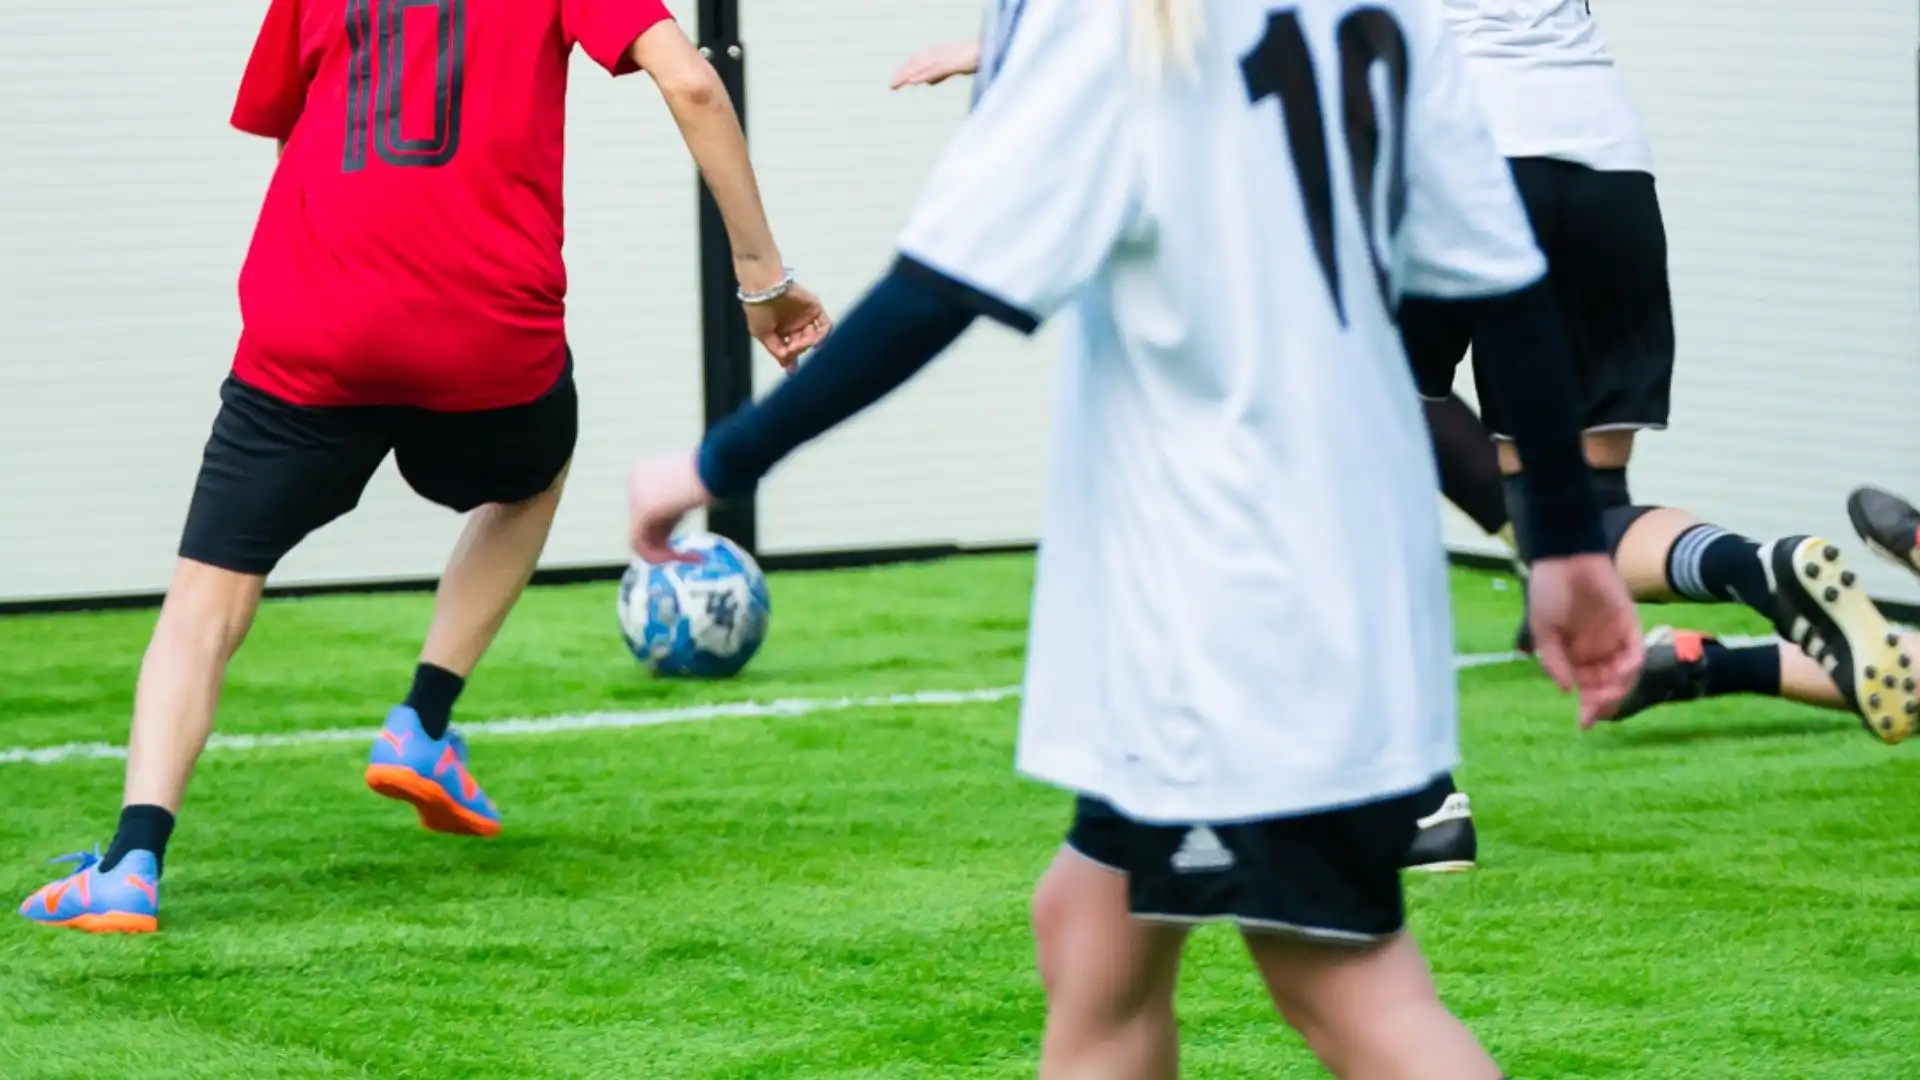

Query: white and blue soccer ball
[618,532,771,678]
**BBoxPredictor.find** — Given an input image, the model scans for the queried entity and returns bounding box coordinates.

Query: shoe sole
[1772,537,1918,745]
[26,912,158,933]
[365,765,502,838]
[1404,860,1475,874]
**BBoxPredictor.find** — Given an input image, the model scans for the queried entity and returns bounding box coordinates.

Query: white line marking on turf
[0,688,1027,767]
[0,636,1780,768]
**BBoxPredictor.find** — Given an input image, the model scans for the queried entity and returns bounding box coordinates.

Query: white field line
[0,635,1779,768]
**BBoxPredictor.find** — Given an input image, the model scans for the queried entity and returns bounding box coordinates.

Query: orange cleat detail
[1669,630,1709,664]
[38,911,159,934]
[366,764,502,838]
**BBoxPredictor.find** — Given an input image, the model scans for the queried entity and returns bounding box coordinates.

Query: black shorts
[1063,778,1444,944]
[1403,157,1676,437]
[179,359,578,575]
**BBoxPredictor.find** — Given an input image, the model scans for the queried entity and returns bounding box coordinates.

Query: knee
[1031,868,1077,1000]
[155,563,261,661]
[1265,976,1333,1049]
[1031,863,1171,1019]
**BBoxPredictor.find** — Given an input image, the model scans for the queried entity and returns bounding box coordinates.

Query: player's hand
[890,40,981,89]
[628,453,714,564]
[1525,553,1646,729]
[742,282,830,371]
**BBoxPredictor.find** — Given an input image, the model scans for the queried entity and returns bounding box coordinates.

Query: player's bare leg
[366,465,570,837]
[420,463,570,678]
[1032,848,1185,1080]
[19,559,266,933]
[1246,931,1502,1080]
[123,560,268,813]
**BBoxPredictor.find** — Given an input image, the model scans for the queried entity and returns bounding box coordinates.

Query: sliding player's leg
[1610,627,1919,729]
[365,361,579,838]
[1483,162,1917,738]
[1562,432,1773,615]
[1503,435,1918,740]
[19,378,391,933]
[1034,801,1185,1080]
[1617,487,1920,738]
[1239,782,1503,1080]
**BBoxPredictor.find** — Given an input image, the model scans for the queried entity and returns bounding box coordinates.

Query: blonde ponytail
[1131,0,1205,80]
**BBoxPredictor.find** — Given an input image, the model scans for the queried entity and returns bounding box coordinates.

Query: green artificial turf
[1,556,1914,1079]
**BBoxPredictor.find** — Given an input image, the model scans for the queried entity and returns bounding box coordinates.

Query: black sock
[101,804,176,876]
[405,663,467,741]
[1424,396,1508,536]
[1666,524,1773,618]
[1703,641,1783,698]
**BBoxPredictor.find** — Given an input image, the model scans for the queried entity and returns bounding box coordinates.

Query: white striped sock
[1667,524,1732,602]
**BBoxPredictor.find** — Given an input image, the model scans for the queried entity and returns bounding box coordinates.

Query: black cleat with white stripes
[1847,486,1920,581]
[1403,791,1476,874]
[1766,536,1918,745]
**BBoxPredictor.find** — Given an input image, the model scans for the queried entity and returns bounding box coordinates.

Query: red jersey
[230,0,673,410]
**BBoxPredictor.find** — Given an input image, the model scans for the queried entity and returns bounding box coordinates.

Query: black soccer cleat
[1403,791,1476,873]
[1606,626,1713,723]
[1765,536,1919,745]
[1847,486,1920,581]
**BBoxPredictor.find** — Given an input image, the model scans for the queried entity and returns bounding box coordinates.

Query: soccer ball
[618,532,771,678]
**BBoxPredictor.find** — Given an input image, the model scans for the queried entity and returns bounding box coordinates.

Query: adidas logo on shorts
[1170,826,1235,873]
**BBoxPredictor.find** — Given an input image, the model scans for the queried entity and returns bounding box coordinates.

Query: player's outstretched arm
[628,262,978,559]
[629,21,828,367]
[891,40,981,89]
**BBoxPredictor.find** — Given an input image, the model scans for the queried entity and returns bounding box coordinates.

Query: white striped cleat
[1765,536,1918,745]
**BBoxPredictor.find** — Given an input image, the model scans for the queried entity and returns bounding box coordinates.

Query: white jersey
[899,0,1546,824]
[1439,0,1653,172]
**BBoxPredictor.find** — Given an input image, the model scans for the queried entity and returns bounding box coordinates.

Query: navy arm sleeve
[696,258,985,499]
[1467,280,1607,559]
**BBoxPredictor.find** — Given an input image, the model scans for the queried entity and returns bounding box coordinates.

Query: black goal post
[695,0,757,554]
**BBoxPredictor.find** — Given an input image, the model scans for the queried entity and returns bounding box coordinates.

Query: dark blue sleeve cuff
[894,255,1041,336]
[695,259,981,500]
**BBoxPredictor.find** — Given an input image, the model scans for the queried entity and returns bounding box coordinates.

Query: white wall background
[0,0,1915,604]
[741,0,1056,555]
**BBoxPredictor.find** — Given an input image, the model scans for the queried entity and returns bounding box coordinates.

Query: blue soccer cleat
[365,706,501,838]
[18,848,160,934]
